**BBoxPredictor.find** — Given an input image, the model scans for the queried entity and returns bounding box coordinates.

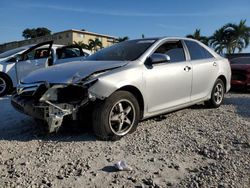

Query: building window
[78,34,85,38]
[66,33,70,38]
[58,35,63,39]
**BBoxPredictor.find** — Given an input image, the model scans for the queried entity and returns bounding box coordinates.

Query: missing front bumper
[11,94,89,133]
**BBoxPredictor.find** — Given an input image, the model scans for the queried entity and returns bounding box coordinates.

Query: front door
[55,45,88,65]
[15,41,53,83]
[144,40,192,114]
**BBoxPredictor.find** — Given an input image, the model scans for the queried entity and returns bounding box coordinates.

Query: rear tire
[0,73,12,97]
[92,91,140,141]
[205,79,225,108]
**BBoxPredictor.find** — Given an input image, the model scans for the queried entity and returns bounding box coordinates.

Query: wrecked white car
[0,41,91,96]
[11,37,231,140]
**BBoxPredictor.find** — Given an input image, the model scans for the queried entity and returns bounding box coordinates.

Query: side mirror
[146,53,170,65]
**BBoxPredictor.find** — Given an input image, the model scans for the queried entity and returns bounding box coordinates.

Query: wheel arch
[0,71,13,88]
[217,75,227,91]
[117,85,144,119]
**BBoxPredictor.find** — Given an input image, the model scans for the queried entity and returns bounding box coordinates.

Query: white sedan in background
[0,41,91,96]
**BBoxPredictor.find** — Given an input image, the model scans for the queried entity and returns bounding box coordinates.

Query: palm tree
[209,26,229,54]
[186,29,209,45]
[226,19,250,53]
[117,36,129,42]
[73,41,91,50]
[209,20,250,54]
[88,38,103,52]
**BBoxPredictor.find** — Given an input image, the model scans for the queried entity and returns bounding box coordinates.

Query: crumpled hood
[22,60,128,84]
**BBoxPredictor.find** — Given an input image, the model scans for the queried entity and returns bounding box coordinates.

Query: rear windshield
[231,57,250,64]
[86,39,156,61]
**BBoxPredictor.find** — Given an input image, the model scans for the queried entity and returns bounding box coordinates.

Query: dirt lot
[0,92,249,188]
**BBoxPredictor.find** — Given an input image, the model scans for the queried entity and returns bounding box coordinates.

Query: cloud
[21,3,237,17]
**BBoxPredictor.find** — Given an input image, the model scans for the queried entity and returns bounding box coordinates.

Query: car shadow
[223,91,250,119]
[0,95,98,142]
[0,121,97,142]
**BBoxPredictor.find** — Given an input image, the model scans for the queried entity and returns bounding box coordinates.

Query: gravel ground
[0,92,249,188]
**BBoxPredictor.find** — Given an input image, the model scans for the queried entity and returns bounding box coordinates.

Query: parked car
[230,56,250,91]
[11,37,231,140]
[0,41,91,96]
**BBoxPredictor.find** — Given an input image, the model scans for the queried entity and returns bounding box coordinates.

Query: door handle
[184,66,191,72]
[213,62,217,66]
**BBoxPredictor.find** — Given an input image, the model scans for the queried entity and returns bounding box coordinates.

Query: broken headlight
[40,84,88,103]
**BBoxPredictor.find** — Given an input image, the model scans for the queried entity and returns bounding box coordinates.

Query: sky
[0,0,250,52]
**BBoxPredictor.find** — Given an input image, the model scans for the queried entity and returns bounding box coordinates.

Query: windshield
[0,48,27,58]
[86,39,156,61]
[231,57,250,64]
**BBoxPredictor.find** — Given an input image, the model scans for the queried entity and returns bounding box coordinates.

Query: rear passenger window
[154,41,186,63]
[57,47,82,59]
[185,40,214,60]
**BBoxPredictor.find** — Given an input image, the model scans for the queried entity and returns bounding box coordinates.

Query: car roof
[130,36,206,41]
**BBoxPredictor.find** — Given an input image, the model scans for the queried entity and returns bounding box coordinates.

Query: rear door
[55,45,88,65]
[184,40,219,101]
[15,41,53,83]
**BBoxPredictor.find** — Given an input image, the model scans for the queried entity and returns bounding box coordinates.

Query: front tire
[205,79,225,108]
[92,91,140,140]
[0,73,12,97]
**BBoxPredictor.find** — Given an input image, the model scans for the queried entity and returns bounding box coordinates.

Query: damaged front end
[11,80,97,133]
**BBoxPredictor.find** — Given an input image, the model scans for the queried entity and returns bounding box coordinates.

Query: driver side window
[23,50,36,60]
[21,48,50,61]
[56,47,84,59]
[154,41,186,63]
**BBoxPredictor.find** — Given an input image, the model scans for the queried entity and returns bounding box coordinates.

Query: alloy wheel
[214,83,224,104]
[0,77,6,94]
[109,99,136,136]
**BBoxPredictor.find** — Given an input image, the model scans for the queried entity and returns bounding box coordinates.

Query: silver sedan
[11,37,231,140]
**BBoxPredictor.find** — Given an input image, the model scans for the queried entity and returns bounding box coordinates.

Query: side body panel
[89,63,144,99]
[218,58,231,92]
[16,57,49,82]
[143,62,192,114]
[190,58,219,101]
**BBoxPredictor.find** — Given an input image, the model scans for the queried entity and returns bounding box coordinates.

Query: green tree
[186,29,209,45]
[209,27,227,54]
[209,20,250,54]
[22,27,51,39]
[73,41,91,50]
[117,36,129,42]
[88,38,103,52]
[226,19,250,53]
